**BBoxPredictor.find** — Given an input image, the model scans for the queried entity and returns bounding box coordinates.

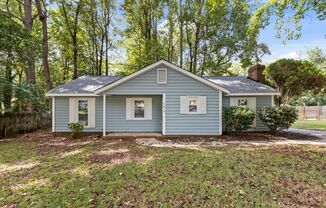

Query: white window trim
[157,68,167,84]
[76,98,90,128]
[180,96,207,115]
[69,97,96,128]
[126,97,152,120]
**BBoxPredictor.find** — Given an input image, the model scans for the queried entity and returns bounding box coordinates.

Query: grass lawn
[0,130,325,207]
[292,120,326,131]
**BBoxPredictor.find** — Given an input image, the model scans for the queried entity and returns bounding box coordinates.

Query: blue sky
[259,11,326,62]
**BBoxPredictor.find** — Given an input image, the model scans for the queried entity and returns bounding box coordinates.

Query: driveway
[286,128,326,139]
[136,129,326,148]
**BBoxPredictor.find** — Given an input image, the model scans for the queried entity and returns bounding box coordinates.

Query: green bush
[258,106,297,134]
[68,122,84,139]
[223,106,256,134]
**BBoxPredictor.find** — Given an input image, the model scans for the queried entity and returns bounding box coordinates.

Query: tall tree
[35,0,52,90]
[59,0,84,79]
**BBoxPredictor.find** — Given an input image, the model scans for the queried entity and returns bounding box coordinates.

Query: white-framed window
[69,97,96,128]
[157,68,167,84]
[78,99,88,126]
[126,97,152,120]
[230,97,256,127]
[180,96,206,114]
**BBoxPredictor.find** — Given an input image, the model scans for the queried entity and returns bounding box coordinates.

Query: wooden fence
[296,106,326,120]
[0,112,51,138]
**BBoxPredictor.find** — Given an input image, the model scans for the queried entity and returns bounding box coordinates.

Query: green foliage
[258,106,297,134]
[249,0,326,42]
[306,47,326,71]
[223,106,256,134]
[265,59,326,104]
[68,122,84,138]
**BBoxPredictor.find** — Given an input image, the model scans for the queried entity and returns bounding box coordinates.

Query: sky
[259,11,326,63]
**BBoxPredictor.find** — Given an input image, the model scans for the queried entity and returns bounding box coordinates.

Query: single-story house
[46,60,280,136]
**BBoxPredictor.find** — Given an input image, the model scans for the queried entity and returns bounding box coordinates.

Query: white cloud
[279,51,304,59]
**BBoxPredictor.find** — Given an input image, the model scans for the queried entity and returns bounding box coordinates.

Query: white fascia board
[94,60,230,94]
[45,93,99,97]
[225,92,281,96]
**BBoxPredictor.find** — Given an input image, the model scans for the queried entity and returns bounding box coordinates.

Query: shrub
[258,106,297,134]
[68,122,84,139]
[223,106,256,135]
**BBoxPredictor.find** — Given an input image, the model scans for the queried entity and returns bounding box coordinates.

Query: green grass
[292,120,326,131]
[0,133,325,207]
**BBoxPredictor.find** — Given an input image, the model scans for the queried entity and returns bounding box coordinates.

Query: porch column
[162,93,166,135]
[219,91,222,135]
[103,94,106,136]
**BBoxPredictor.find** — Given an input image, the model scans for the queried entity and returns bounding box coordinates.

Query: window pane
[78,100,88,126]
[189,99,197,112]
[134,100,145,118]
[238,99,247,106]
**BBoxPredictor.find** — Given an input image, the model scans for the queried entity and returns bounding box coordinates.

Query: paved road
[286,128,326,139]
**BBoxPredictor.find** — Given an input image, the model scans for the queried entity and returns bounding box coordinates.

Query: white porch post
[219,91,222,135]
[162,93,166,135]
[103,94,106,136]
[52,97,55,132]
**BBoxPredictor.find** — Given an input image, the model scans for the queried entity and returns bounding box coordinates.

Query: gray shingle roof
[204,76,278,93]
[47,75,278,95]
[47,76,123,94]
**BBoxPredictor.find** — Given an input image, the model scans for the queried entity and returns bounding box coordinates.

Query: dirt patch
[277,179,326,208]
[88,152,131,165]
[88,142,150,165]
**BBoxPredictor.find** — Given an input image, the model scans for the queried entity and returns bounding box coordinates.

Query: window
[69,98,96,128]
[189,99,197,112]
[126,98,152,120]
[238,99,248,106]
[78,100,88,126]
[157,68,167,84]
[134,100,145,118]
[180,96,206,114]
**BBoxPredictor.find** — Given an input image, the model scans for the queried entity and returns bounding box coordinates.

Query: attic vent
[157,68,167,84]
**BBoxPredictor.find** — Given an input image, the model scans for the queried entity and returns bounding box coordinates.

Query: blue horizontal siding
[105,64,220,135]
[106,95,162,132]
[54,97,103,132]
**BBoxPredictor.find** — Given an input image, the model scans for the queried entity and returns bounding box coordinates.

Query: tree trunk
[72,36,78,79]
[35,0,52,90]
[23,0,36,85]
[105,33,109,76]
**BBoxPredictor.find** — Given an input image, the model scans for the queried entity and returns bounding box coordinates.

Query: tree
[306,47,326,70]
[59,0,84,79]
[0,13,36,111]
[249,0,326,41]
[35,0,52,90]
[265,59,326,105]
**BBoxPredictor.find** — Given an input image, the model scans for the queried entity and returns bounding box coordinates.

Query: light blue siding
[106,95,162,132]
[222,95,272,131]
[104,64,221,135]
[54,96,103,132]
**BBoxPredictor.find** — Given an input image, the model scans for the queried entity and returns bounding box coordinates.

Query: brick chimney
[248,64,266,84]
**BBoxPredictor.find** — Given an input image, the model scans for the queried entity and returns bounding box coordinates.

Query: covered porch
[102,94,166,136]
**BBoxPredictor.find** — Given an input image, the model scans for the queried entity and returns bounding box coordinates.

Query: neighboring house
[46,60,280,136]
